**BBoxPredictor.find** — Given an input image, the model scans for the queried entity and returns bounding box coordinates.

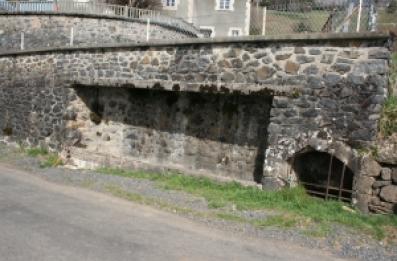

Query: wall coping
[0,32,391,57]
[0,12,198,37]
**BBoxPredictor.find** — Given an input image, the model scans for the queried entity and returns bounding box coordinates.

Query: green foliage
[380,96,397,138]
[26,147,48,157]
[24,146,63,168]
[40,154,63,168]
[98,168,397,240]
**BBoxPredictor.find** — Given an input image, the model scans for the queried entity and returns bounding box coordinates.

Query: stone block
[376,139,397,165]
[256,66,275,81]
[294,47,305,54]
[369,201,394,214]
[320,54,334,64]
[372,180,391,189]
[285,61,300,74]
[356,176,375,194]
[275,53,292,60]
[221,72,235,82]
[296,55,315,64]
[356,194,372,213]
[331,63,351,74]
[380,185,397,203]
[323,73,341,87]
[359,156,381,177]
[303,65,319,75]
[381,168,392,181]
[368,49,391,60]
[309,49,321,55]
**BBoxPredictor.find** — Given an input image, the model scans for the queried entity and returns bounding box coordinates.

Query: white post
[356,0,363,32]
[262,6,267,36]
[20,32,24,50]
[70,27,74,46]
[146,18,151,42]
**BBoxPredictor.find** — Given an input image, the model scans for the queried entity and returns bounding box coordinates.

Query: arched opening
[292,151,354,202]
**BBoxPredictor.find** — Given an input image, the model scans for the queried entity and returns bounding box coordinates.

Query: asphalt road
[0,164,345,261]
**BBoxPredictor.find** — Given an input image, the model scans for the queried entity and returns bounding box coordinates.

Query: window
[231,29,239,36]
[228,27,242,37]
[219,0,231,10]
[162,0,177,10]
[164,0,175,7]
[200,26,215,38]
[216,0,234,11]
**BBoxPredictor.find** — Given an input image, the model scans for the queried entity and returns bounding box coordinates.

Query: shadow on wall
[73,86,273,182]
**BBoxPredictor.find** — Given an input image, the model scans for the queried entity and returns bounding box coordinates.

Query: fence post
[262,6,267,36]
[70,27,74,47]
[20,32,24,50]
[146,18,151,42]
[356,0,363,32]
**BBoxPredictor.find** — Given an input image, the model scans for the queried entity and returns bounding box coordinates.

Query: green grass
[104,184,197,216]
[24,146,63,168]
[26,147,48,157]
[378,50,397,138]
[40,154,63,168]
[98,168,397,240]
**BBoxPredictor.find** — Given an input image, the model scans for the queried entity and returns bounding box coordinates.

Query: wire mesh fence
[250,0,388,36]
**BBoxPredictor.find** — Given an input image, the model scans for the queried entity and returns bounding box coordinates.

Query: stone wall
[67,87,271,181]
[0,14,194,52]
[0,33,394,212]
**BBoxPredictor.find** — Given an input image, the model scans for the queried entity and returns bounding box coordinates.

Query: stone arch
[287,140,360,202]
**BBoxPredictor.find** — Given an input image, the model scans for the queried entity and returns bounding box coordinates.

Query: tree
[107,0,162,9]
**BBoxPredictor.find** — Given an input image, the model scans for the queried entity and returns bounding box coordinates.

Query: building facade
[161,0,251,37]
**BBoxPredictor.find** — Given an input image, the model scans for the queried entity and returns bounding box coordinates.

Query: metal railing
[0,0,201,37]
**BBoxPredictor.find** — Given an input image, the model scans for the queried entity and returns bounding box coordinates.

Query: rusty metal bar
[305,189,352,202]
[338,164,347,201]
[300,181,353,193]
[325,154,334,200]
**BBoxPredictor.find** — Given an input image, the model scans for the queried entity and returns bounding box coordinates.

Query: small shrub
[379,96,397,138]
[26,147,48,157]
[40,154,63,168]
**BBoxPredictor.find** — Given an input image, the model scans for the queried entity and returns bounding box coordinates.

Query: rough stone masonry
[0,27,395,213]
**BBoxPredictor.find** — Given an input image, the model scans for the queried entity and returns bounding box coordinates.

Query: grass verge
[97,167,397,241]
[379,95,397,138]
[23,146,63,168]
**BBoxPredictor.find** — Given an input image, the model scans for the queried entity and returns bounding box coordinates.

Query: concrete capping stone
[0,12,198,37]
[0,32,390,58]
